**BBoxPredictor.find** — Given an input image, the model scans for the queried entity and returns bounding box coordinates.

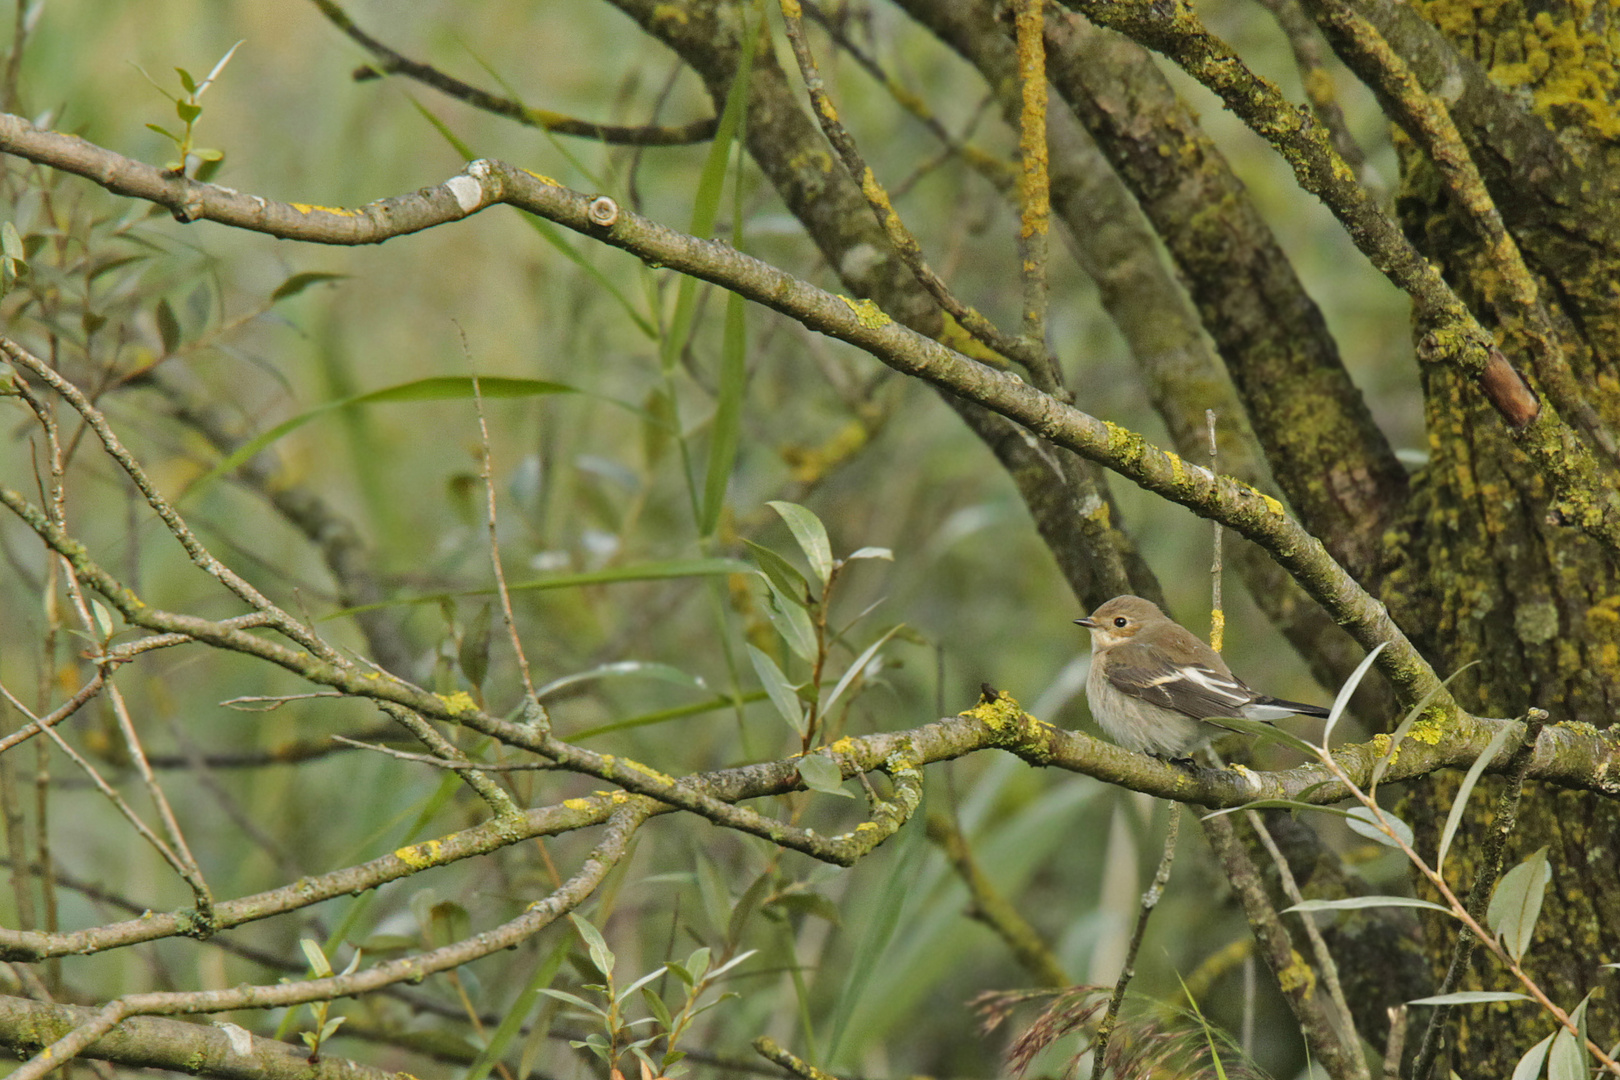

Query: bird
[1075,595,1329,760]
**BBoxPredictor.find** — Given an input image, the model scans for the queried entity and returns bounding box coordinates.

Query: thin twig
[466,363,539,701]
[332,735,558,772]
[1410,708,1549,1078]
[306,0,718,145]
[0,685,196,890]
[1245,810,1368,1079]
[104,685,212,916]
[1090,805,1179,1079]
[774,0,1062,390]
[1306,719,1619,1074]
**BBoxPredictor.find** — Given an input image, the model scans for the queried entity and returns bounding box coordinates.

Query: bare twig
[1091,805,1179,1079]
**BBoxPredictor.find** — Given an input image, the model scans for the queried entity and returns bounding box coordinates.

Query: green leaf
[299,938,333,977]
[742,539,810,606]
[684,946,711,985]
[1408,991,1532,1005]
[537,987,606,1018]
[332,558,754,619]
[845,546,893,563]
[1511,1034,1553,1080]
[700,290,747,536]
[89,599,114,640]
[821,625,901,717]
[182,375,577,501]
[271,271,348,302]
[1487,846,1551,963]
[155,297,181,354]
[1516,1029,1555,1080]
[726,873,771,950]
[746,643,804,734]
[569,913,615,979]
[519,208,658,339]
[1371,660,1479,791]
[175,67,197,94]
[765,890,842,926]
[768,500,833,586]
[1549,1024,1585,1080]
[1342,804,1415,850]
[145,123,181,143]
[1284,896,1451,914]
[797,752,855,798]
[407,94,476,157]
[536,660,708,700]
[763,578,818,663]
[1322,640,1387,749]
[1436,719,1521,871]
[1,222,24,260]
[640,985,674,1028]
[175,100,201,125]
[568,690,767,741]
[659,6,758,373]
[458,602,492,691]
[198,40,245,95]
[1200,715,1320,756]
[826,797,927,1062]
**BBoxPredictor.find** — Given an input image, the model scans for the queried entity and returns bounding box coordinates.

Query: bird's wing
[1102,643,1256,720]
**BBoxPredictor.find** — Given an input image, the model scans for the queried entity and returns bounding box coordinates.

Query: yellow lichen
[838,295,890,328]
[395,840,443,868]
[437,691,477,716]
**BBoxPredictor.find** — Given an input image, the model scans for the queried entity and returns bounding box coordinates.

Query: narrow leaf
[1408,991,1532,1005]
[1548,1026,1585,1080]
[797,752,855,798]
[198,40,245,94]
[1284,896,1451,914]
[569,913,614,979]
[1487,847,1551,963]
[768,501,833,586]
[271,271,348,301]
[1372,660,1479,790]
[536,660,708,700]
[1200,715,1320,756]
[155,297,181,354]
[742,539,810,605]
[1437,719,1522,870]
[826,782,926,1062]
[536,987,604,1016]
[299,938,332,977]
[1511,1034,1553,1080]
[763,578,818,663]
[700,290,747,535]
[821,625,902,716]
[328,558,754,619]
[1323,640,1388,749]
[659,4,757,372]
[845,546,893,562]
[182,375,576,500]
[1343,804,1415,850]
[746,643,804,734]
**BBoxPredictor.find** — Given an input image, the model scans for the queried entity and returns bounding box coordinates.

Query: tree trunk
[1381,0,1620,1068]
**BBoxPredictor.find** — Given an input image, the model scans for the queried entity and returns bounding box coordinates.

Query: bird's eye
[1113,616,1128,628]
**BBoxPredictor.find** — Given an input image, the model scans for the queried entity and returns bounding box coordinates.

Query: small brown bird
[1075,595,1329,759]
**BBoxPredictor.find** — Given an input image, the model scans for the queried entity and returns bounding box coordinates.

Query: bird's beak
[1074,617,1097,628]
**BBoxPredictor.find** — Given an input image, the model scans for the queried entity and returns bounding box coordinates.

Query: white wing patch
[1147,664,1250,704]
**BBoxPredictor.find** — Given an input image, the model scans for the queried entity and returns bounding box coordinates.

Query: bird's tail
[1247,695,1331,720]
